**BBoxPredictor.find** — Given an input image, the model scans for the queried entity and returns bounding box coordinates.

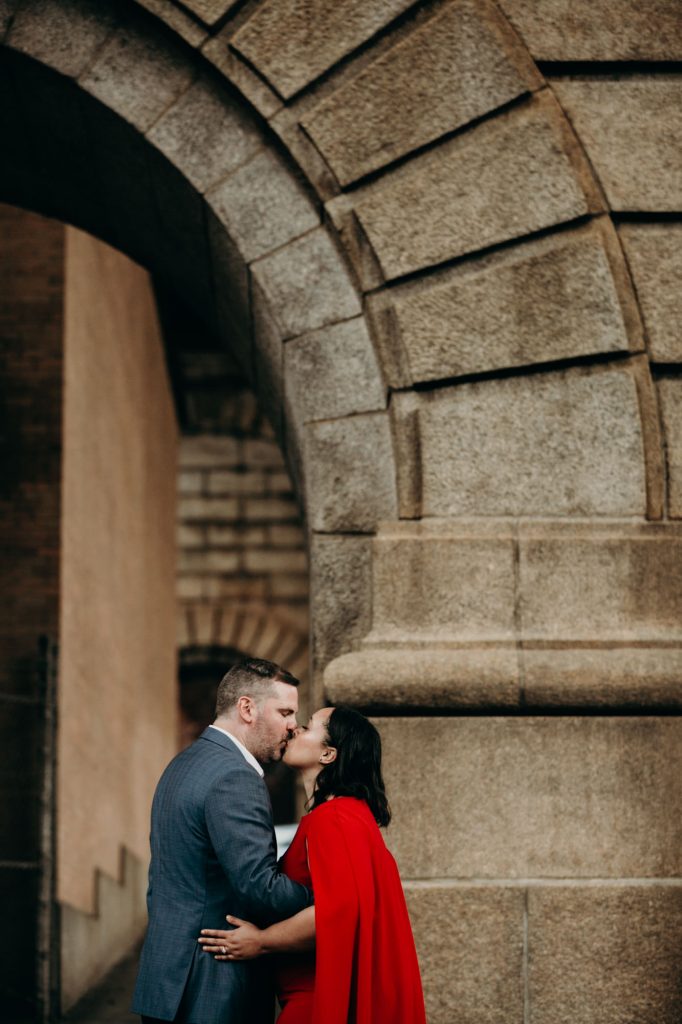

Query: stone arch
[1,1,681,1021]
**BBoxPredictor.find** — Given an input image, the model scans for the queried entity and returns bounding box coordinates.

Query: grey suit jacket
[131,727,312,1023]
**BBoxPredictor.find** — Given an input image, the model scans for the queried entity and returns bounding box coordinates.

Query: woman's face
[283,706,336,771]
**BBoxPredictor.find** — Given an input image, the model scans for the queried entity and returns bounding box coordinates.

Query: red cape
[306,798,426,1024]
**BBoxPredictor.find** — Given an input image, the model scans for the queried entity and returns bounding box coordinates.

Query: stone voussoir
[341,91,603,280]
[300,0,542,186]
[381,218,641,385]
[304,411,397,533]
[251,227,362,340]
[147,73,263,193]
[6,0,118,78]
[230,0,415,101]
[284,316,386,424]
[206,148,319,263]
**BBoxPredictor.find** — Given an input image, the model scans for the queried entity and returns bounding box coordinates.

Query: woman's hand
[198,915,265,960]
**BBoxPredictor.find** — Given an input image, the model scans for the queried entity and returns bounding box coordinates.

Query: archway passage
[1,0,681,1021]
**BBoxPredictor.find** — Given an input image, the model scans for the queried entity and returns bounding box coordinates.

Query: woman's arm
[198,905,315,960]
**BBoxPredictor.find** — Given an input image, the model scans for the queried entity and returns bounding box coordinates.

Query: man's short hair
[215,657,300,717]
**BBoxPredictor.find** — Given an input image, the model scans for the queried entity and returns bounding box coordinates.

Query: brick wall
[0,203,64,1021]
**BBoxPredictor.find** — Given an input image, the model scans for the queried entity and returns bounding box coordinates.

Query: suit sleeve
[204,765,312,926]
[306,806,373,1024]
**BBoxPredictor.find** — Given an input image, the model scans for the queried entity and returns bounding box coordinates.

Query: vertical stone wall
[58,225,178,1009]
[0,203,64,1022]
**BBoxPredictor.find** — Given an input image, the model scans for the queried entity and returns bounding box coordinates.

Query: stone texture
[180,0,238,26]
[147,75,262,192]
[7,0,116,77]
[325,648,520,709]
[552,78,682,212]
[405,885,525,1024]
[347,93,601,280]
[301,0,541,186]
[658,378,682,518]
[310,533,373,704]
[377,717,682,878]
[368,521,517,644]
[528,886,682,1024]
[206,210,251,376]
[251,227,361,340]
[385,221,639,383]
[231,0,414,100]
[134,0,208,46]
[619,224,682,363]
[305,412,397,532]
[284,316,385,423]
[523,648,682,709]
[414,366,646,517]
[252,277,284,437]
[499,0,682,61]
[518,521,682,642]
[207,149,319,262]
[80,15,195,132]
[0,1,20,42]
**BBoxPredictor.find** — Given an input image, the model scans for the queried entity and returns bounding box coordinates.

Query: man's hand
[198,916,265,960]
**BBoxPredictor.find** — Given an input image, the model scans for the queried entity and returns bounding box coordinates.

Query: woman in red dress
[198,705,426,1024]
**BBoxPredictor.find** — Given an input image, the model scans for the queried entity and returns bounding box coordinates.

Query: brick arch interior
[1,0,681,1021]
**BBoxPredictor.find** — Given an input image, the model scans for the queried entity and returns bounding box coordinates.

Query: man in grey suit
[132,657,312,1024]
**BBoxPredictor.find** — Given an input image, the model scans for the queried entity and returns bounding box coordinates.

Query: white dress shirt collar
[208,724,265,777]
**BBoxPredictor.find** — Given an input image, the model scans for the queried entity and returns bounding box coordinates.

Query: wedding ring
[221,946,227,954]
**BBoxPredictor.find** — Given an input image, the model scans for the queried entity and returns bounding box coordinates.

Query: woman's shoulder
[306,796,376,830]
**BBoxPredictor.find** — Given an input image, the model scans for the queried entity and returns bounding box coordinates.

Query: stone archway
[1,0,681,1021]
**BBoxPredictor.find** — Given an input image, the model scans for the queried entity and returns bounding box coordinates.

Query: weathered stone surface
[346,93,601,280]
[80,16,195,132]
[523,648,682,708]
[619,224,682,363]
[7,0,116,77]
[518,521,682,641]
[378,717,682,878]
[231,0,414,100]
[284,316,385,423]
[207,149,319,262]
[0,1,20,42]
[385,221,639,383]
[251,227,361,340]
[528,886,682,1024]
[325,648,520,709]
[405,885,524,1024]
[180,0,237,26]
[368,521,517,644]
[252,277,284,438]
[414,367,646,516]
[301,0,541,186]
[658,378,682,518]
[310,534,373,703]
[147,75,262,192]
[206,210,251,376]
[134,0,208,46]
[305,412,397,532]
[552,78,682,211]
[500,0,682,61]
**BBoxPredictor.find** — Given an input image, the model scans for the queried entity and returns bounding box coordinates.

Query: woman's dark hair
[310,705,391,827]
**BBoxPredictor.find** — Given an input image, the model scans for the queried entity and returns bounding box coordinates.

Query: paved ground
[62,950,139,1024]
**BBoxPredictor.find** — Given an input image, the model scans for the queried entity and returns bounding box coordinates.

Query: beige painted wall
[58,226,178,920]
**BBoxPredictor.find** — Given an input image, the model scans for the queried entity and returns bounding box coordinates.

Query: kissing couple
[132,657,426,1024]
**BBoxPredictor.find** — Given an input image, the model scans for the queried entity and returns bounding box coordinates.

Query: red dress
[276,797,426,1024]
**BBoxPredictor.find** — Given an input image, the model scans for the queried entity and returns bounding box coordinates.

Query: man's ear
[236,695,256,723]
[320,746,337,765]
